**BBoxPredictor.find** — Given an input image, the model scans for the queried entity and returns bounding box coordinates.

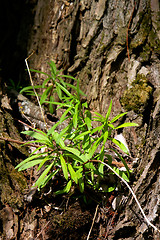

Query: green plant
[7,78,22,91]
[16,61,138,195]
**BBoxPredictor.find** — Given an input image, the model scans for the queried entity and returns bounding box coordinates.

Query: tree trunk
[0,0,160,239]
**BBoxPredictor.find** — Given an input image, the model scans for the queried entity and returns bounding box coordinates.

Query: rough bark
[0,0,160,239]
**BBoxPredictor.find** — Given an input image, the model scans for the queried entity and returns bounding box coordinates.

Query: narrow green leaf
[37,155,54,171]
[107,186,116,192]
[15,154,46,169]
[108,123,115,129]
[111,137,129,155]
[49,95,55,114]
[115,122,139,129]
[112,167,130,182]
[105,100,112,121]
[39,169,59,188]
[84,110,92,130]
[49,60,57,76]
[48,108,71,136]
[40,85,53,104]
[73,103,79,128]
[110,112,128,123]
[20,85,42,94]
[78,178,84,193]
[82,134,92,150]
[93,112,105,122]
[68,164,78,184]
[84,162,96,170]
[91,125,103,134]
[73,130,91,141]
[60,155,68,180]
[55,180,72,194]
[42,77,51,88]
[63,147,86,163]
[88,135,103,159]
[111,148,130,177]
[63,179,72,193]
[103,131,108,146]
[30,68,51,77]
[56,84,62,99]
[17,159,43,171]
[55,82,71,97]
[21,130,48,141]
[34,162,54,187]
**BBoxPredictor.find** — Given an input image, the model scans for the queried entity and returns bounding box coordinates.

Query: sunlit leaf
[112,166,130,182]
[15,154,47,169]
[88,135,103,159]
[73,102,79,128]
[73,130,91,141]
[34,162,54,187]
[68,164,78,184]
[110,137,129,155]
[21,130,48,141]
[29,68,51,77]
[93,112,105,122]
[60,155,68,180]
[40,85,53,104]
[55,82,71,97]
[49,95,55,114]
[17,159,43,171]
[55,180,72,195]
[20,85,42,94]
[105,100,112,121]
[115,122,139,129]
[39,169,59,188]
[110,112,128,123]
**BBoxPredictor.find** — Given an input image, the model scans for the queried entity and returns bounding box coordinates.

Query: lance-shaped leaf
[56,180,72,195]
[115,122,139,129]
[105,100,112,121]
[60,155,68,180]
[15,153,47,170]
[73,102,79,128]
[110,137,129,155]
[17,159,43,171]
[40,85,53,105]
[110,112,128,123]
[68,164,78,184]
[63,146,86,163]
[22,130,49,142]
[34,161,55,188]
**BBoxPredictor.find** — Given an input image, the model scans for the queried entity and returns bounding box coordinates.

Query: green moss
[120,74,153,113]
[130,8,160,55]
[140,44,151,62]
[0,160,27,208]
[148,29,160,54]
[130,12,151,49]
[139,168,144,175]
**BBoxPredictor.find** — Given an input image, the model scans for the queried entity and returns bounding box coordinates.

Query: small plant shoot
[16,61,138,196]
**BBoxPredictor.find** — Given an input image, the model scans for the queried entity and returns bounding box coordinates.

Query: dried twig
[25,52,48,130]
[35,221,50,240]
[0,136,41,148]
[87,204,99,240]
[91,160,160,233]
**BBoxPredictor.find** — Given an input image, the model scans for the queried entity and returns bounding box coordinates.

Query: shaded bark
[0,0,160,239]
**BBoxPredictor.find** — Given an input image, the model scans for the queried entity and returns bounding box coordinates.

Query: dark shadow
[0,0,36,85]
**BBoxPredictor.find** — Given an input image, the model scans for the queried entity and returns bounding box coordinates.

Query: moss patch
[120,74,153,113]
[130,8,160,56]
[0,159,27,208]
